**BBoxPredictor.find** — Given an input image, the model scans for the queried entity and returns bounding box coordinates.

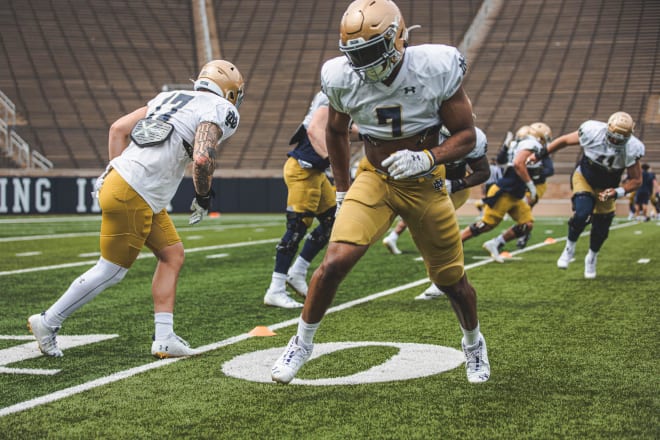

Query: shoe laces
[175,335,190,346]
[464,342,484,371]
[282,338,310,368]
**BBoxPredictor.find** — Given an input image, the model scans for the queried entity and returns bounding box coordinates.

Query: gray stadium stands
[0,0,657,174]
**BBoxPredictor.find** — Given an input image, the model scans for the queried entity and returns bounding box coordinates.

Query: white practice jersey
[507,136,544,171]
[111,90,240,212]
[577,120,645,171]
[321,44,466,140]
[302,91,329,129]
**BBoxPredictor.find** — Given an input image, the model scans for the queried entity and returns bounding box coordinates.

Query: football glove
[91,165,112,200]
[335,191,347,217]
[447,178,466,194]
[189,190,214,225]
[381,149,434,180]
[525,181,537,205]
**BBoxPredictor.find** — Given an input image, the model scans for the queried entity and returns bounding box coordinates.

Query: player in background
[530,111,644,278]
[28,60,244,358]
[632,163,658,221]
[492,125,555,251]
[461,123,552,262]
[264,91,358,308]
[271,0,490,385]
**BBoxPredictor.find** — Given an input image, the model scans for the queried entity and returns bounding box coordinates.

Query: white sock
[155,312,174,340]
[268,272,287,291]
[289,256,310,275]
[565,240,577,252]
[461,322,481,348]
[386,231,399,242]
[586,249,598,261]
[495,234,506,246]
[297,318,320,346]
[44,258,127,328]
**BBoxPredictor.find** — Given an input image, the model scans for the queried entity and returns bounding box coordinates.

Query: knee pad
[276,211,310,255]
[468,220,491,237]
[569,192,595,228]
[512,222,532,238]
[309,207,336,247]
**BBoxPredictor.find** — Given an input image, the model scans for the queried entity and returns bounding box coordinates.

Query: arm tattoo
[193,122,222,195]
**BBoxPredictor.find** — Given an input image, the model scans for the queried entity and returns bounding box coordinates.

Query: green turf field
[0,213,657,439]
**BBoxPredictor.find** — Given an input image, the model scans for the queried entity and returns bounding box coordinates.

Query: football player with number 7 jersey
[531,111,645,279]
[28,60,244,359]
[272,0,490,385]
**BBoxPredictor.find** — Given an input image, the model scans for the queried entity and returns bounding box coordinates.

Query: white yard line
[0,220,639,417]
[0,221,280,243]
[0,239,279,276]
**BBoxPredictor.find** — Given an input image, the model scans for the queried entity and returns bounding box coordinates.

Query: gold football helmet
[515,125,533,141]
[339,0,408,83]
[193,60,245,108]
[529,122,553,146]
[606,111,634,148]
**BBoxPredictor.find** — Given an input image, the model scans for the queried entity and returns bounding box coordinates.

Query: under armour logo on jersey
[433,179,444,191]
[225,110,238,129]
[458,54,467,75]
[403,86,416,94]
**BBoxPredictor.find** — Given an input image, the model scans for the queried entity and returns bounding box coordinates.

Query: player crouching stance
[271,0,490,385]
[530,111,644,279]
[28,60,245,358]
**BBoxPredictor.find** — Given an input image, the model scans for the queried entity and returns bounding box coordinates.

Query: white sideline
[0,221,639,417]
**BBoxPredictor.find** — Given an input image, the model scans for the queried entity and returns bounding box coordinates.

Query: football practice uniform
[284,91,336,222]
[102,90,240,267]
[322,44,467,285]
[481,136,545,226]
[572,120,645,214]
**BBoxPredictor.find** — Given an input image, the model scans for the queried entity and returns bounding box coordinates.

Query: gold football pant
[481,184,534,226]
[571,170,616,214]
[99,170,181,268]
[332,160,464,286]
[284,157,336,225]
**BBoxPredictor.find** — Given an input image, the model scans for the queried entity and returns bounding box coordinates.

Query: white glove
[525,181,537,204]
[335,191,347,217]
[189,199,207,225]
[381,149,434,180]
[189,191,214,225]
[444,179,452,194]
[91,165,112,199]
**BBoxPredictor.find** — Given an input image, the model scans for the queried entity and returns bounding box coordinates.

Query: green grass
[0,213,658,439]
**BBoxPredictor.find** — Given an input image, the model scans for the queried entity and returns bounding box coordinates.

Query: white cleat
[271,336,313,384]
[462,334,490,384]
[557,246,575,269]
[482,239,504,263]
[415,284,445,300]
[28,313,63,357]
[382,236,402,255]
[264,288,303,309]
[286,272,308,297]
[151,334,200,359]
[584,253,597,279]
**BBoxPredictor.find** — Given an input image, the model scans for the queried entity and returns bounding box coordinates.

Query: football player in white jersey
[461,123,552,262]
[264,91,359,309]
[382,125,490,260]
[272,0,490,385]
[28,60,244,358]
[531,111,644,278]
